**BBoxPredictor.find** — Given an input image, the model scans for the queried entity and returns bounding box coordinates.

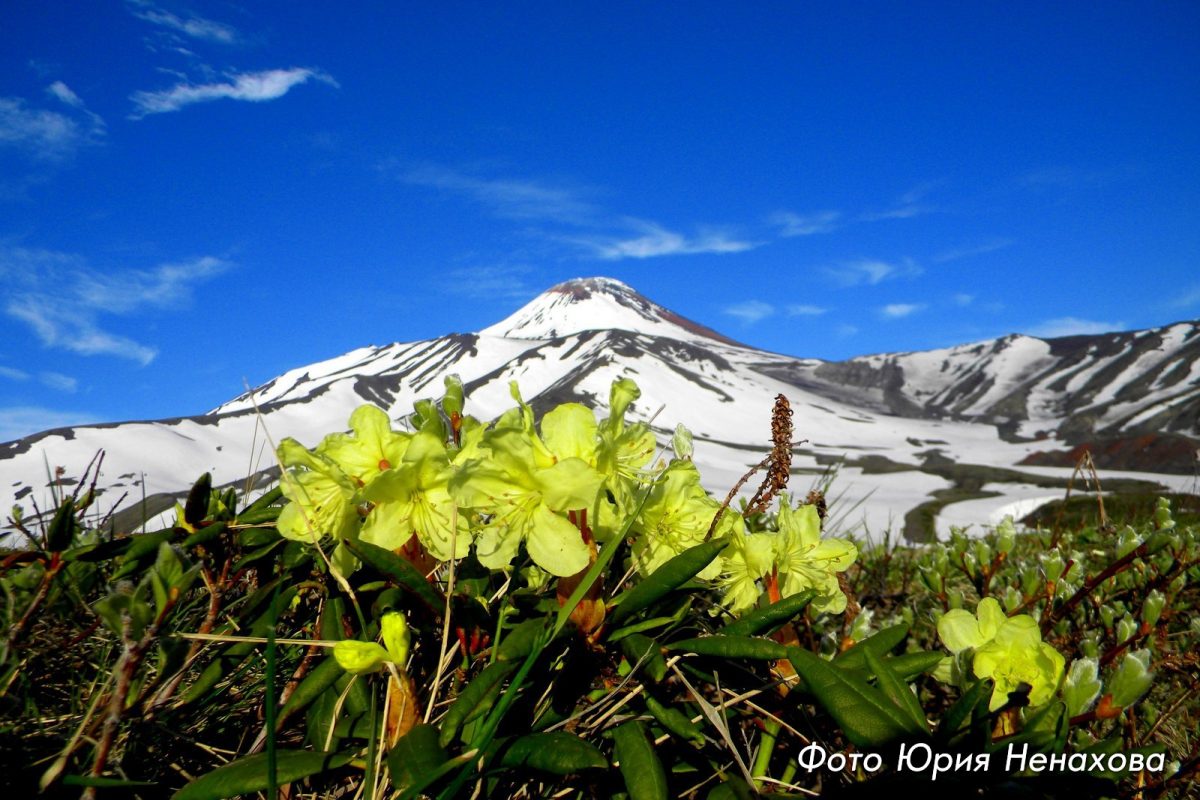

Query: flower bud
[333,640,390,674]
[1003,586,1022,613]
[1063,657,1101,717]
[1116,614,1137,644]
[672,423,694,460]
[1041,551,1065,583]
[1100,605,1116,630]
[1108,649,1154,709]
[1141,590,1166,627]
[1154,497,1174,531]
[382,611,411,665]
[996,516,1016,555]
[442,374,464,417]
[1117,526,1141,558]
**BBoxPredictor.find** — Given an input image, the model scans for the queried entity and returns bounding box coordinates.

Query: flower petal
[534,457,603,512]
[540,403,599,462]
[525,503,591,576]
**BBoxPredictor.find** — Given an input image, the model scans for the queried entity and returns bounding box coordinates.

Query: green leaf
[621,633,668,682]
[278,657,343,728]
[93,590,153,640]
[832,623,909,670]
[937,678,994,743]
[439,660,518,747]
[234,505,283,526]
[154,541,185,586]
[46,496,76,552]
[608,615,678,642]
[864,648,928,733]
[500,732,607,774]
[706,777,755,800]
[61,536,136,563]
[173,750,353,800]
[183,520,228,549]
[871,651,944,682]
[667,634,788,660]
[720,590,816,637]
[1004,701,1069,751]
[496,618,551,663]
[612,720,668,800]
[644,693,705,745]
[231,537,285,572]
[788,647,923,748]
[343,538,444,615]
[611,536,729,625]
[111,529,176,581]
[185,472,213,527]
[387,725,448,796]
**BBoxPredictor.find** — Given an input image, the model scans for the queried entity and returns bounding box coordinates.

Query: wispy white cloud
[1,247,231,364]
[46,81,83,109]
[0,91,104,160]
[787,304,827,316]
[403,167,596,225]
[74,255,228,312]
[772,210,840,237]
[0,407,99,442]
[836,324,858,337]
[129,67,338,118]
[9,300,157,365]
[953,293,975,307]
[442,264,537,300]
[880,303,926,319]
[46,81,106,135]
[0,365,29,382]
[861,183,941,222]
[1025,317,1124,338]
[127,1,238,44]
[934,238,1013,264]
[723,300,775,324]
[402,165,756,261]
[824,258,921,287]
[586,222,757,260]
[39,372,77,393]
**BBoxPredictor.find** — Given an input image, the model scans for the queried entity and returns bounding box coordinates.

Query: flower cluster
[275,375,858,616]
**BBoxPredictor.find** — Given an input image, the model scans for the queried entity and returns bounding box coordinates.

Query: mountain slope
[2,277,1196,545]
[792,324,1200,469]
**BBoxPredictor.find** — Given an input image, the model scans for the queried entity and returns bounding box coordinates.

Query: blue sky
[2,2,1198,440]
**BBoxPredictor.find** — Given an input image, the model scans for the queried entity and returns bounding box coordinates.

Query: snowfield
[3,277,1195,545]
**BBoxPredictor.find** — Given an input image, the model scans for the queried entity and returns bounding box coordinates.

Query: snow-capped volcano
[3,277,1197,545]
[480,276,744,346]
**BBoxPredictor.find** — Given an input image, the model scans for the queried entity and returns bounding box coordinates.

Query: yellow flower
[771,497,857,614]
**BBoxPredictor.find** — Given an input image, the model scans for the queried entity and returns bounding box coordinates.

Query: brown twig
[1042,537,1158,632]
[84,596,178,797]
[706,455,770,540]
[6,553,65,649]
